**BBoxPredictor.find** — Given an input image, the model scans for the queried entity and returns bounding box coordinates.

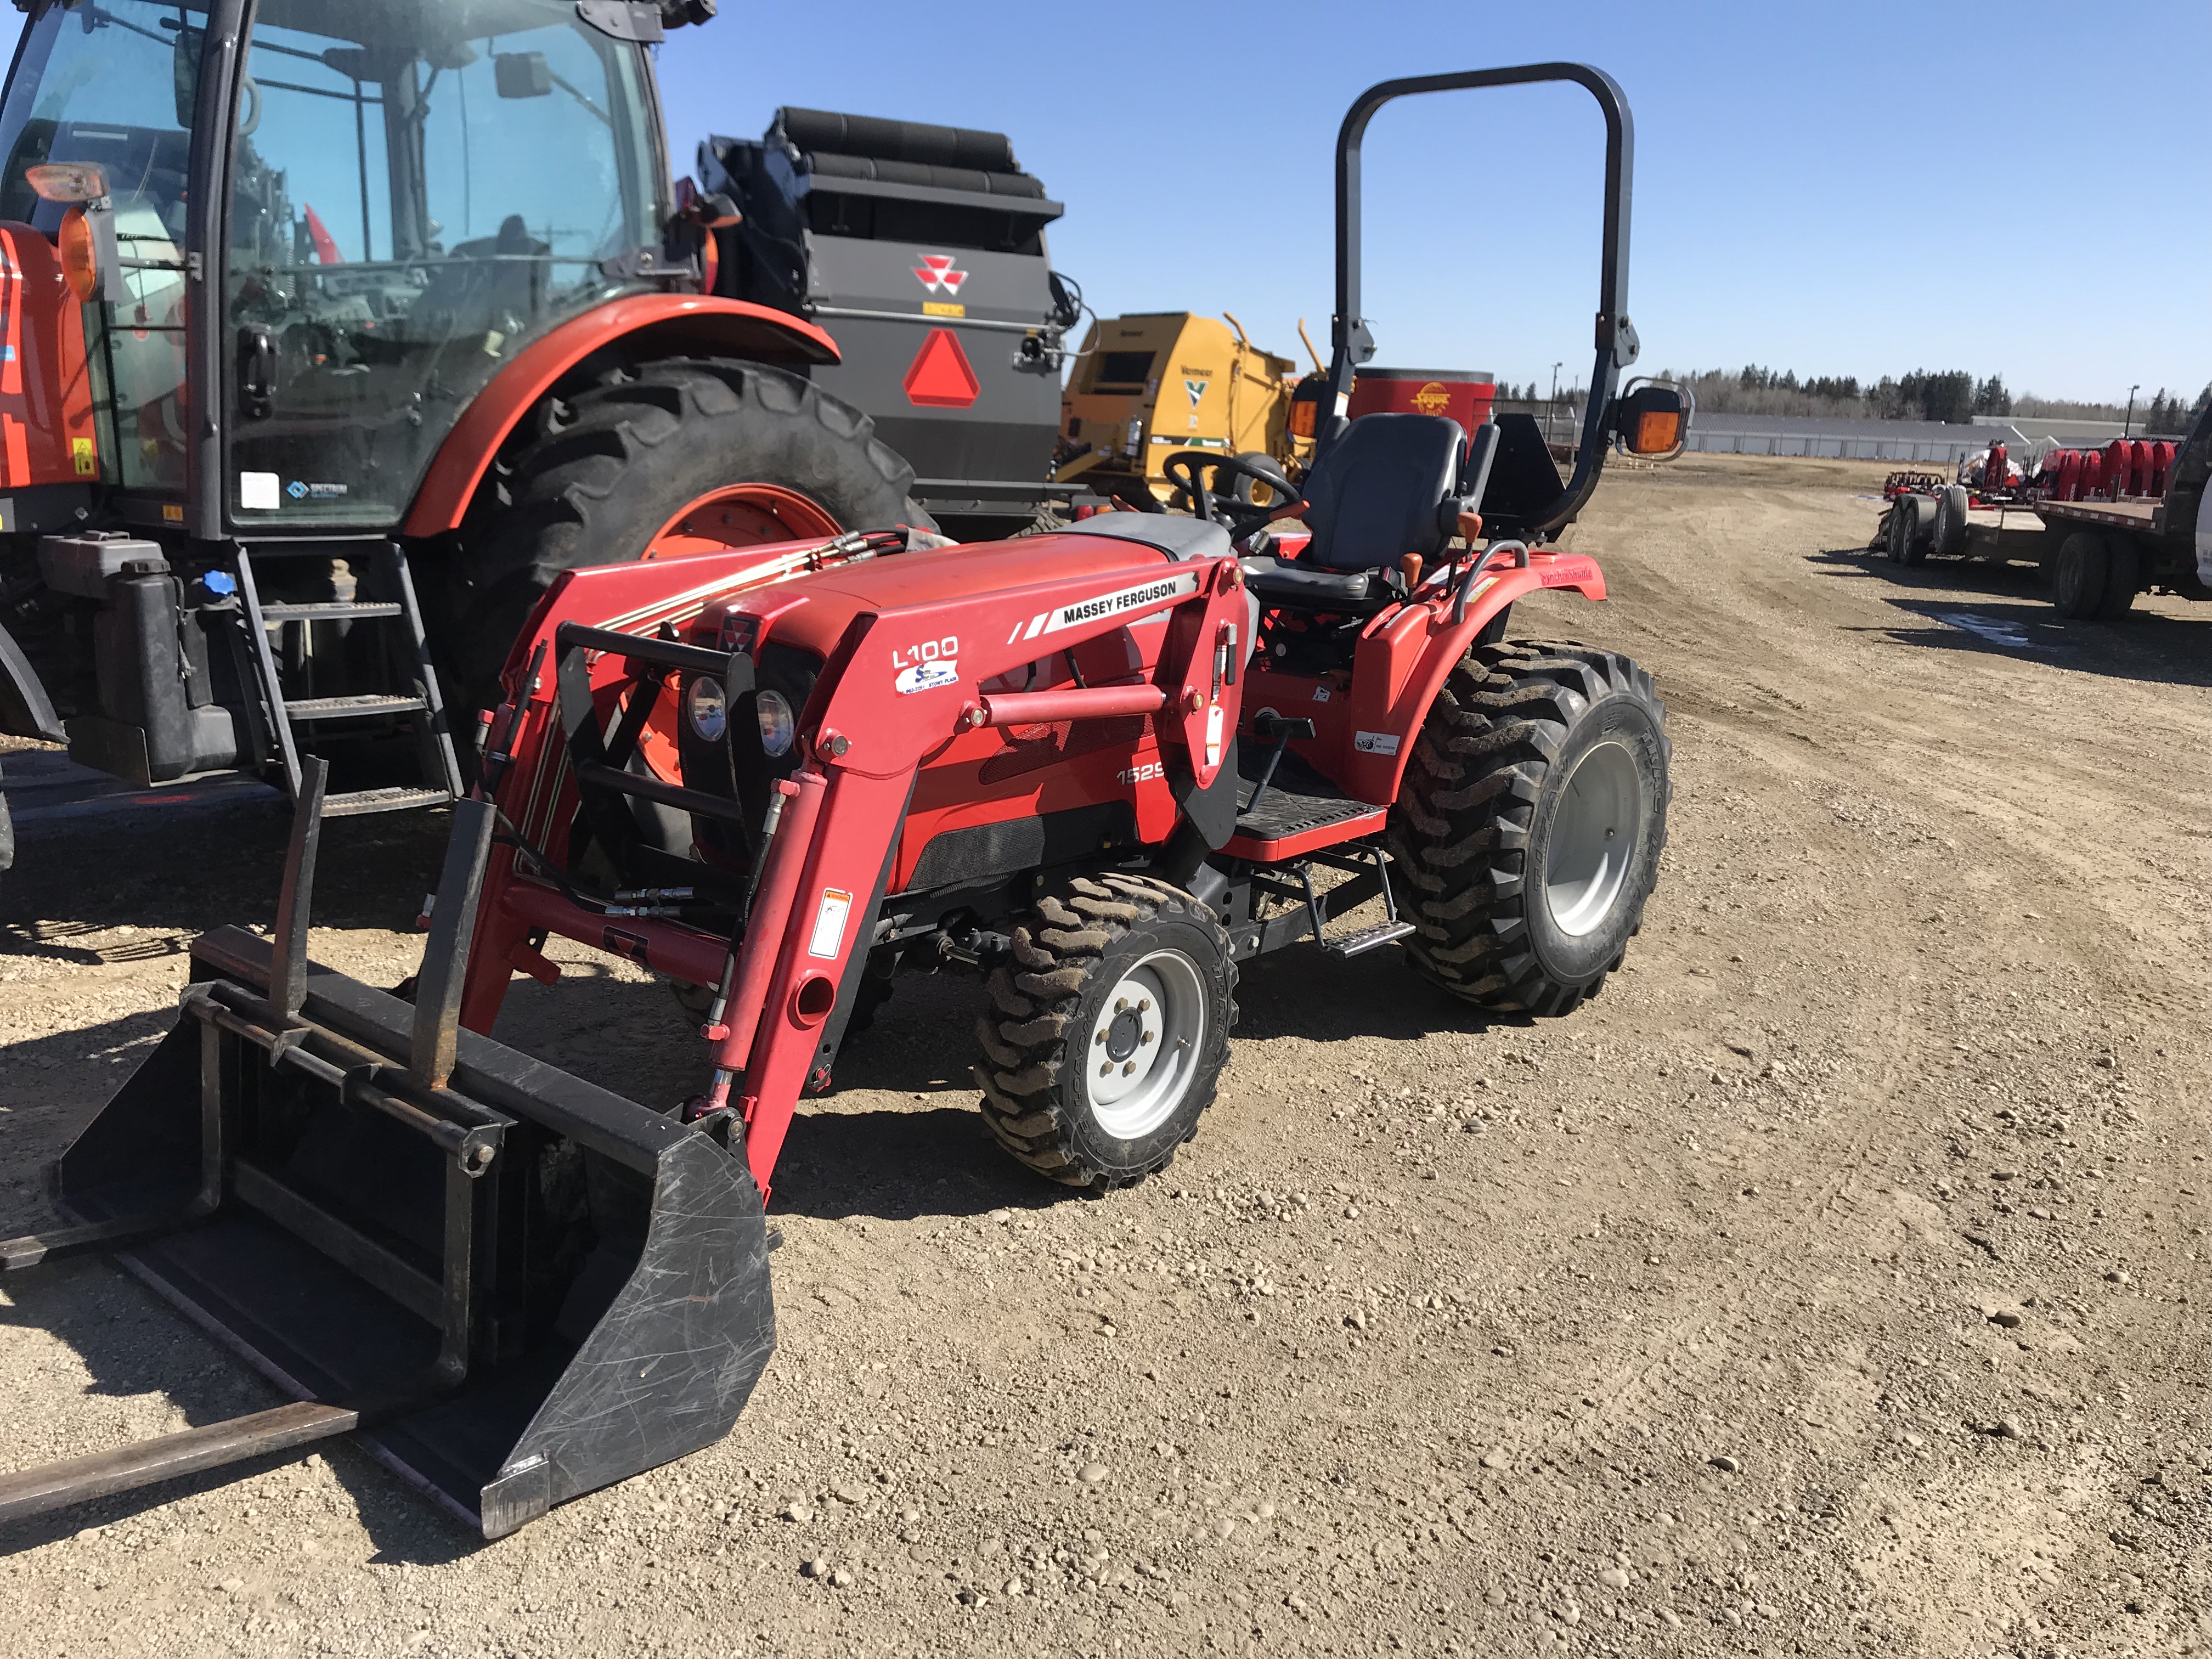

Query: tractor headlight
[685,678,728,742]
[756,689,795,757]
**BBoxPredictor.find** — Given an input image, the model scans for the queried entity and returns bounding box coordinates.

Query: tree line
[1655,366,2210,432]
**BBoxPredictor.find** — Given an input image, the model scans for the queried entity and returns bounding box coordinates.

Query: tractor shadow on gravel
[758,940,1513,1222]
[1,802,449,943]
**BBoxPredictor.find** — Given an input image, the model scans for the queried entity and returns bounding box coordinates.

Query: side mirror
[1614,381,1692,460]
[172,24,201,128]
[495,52,553,99]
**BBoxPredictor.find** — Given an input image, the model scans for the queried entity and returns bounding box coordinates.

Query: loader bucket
[0,766,775,1538]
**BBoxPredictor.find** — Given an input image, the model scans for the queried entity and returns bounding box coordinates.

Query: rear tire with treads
[1386,641,1671,1014]
[435,357,931,720]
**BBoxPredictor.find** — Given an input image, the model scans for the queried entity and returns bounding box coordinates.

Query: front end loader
[0,63,1688,1537]
[0,757,775,1536]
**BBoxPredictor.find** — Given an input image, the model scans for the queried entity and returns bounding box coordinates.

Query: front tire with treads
[974,873,1235,1189]
[1387,641,1671,1014]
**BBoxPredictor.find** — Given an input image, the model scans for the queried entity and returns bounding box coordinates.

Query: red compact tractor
[0,65,1686,1536]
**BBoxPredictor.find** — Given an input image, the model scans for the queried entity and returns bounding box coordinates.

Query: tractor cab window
[0,0,208,493]
[223,0,663,525]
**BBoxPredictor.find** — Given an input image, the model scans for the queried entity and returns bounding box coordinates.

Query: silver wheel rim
[1544,738,1643,938]
[1081,950,1205,1140]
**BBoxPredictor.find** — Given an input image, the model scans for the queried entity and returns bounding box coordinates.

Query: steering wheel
[1160,450,1301,540]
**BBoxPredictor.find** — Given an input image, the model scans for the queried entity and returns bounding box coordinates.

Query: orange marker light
[59,207,98,302]
[1634,411,1681,454]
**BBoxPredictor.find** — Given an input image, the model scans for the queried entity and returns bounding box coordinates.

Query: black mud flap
[1171,732,1240,850]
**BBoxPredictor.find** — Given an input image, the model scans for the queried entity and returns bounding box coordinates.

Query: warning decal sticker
[808,889,854,960]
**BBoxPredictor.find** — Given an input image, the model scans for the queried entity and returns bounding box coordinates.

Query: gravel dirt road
[1,454,2207,1658]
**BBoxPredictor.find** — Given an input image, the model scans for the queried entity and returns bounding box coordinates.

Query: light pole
[1549,362,1563,441]
[2124,384,2139,437]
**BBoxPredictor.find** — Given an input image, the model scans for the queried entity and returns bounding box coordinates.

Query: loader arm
[463,540,1252,1199]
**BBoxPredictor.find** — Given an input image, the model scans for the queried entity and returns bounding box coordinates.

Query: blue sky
[5,2,2205,405]
[656,0,2210,407]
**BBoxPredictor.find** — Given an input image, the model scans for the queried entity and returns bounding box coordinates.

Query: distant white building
[1680,413,2132,465]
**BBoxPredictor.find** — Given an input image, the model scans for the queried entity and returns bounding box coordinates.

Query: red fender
[402,295,840,538]
[1339,551,1608,803]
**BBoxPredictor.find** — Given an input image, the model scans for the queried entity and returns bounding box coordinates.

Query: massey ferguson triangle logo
[912,254,968,295]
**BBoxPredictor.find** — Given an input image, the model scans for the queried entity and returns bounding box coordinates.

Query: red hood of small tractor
[693,531,1183,656]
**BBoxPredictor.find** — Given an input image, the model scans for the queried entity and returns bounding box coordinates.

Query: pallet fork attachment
[0,762,776,1537]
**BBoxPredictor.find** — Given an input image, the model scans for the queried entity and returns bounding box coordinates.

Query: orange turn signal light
[1289,400,1317,439]
[58,206,98,303]
[1633,411,1681,455]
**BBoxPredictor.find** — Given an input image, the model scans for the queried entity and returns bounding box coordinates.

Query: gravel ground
[0,453,2207,1658]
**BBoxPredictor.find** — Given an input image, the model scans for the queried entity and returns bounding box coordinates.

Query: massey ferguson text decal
[1008,569,1202,643]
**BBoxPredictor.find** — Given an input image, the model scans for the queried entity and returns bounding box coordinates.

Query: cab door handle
[236,326,274,421]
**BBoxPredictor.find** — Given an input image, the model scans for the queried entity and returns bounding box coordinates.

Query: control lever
[1243,709,1317,820]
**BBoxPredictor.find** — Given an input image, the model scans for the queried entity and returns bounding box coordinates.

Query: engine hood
[695,530,1192,659]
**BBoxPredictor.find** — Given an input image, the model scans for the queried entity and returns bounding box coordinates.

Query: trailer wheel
[438,357,931,719]
[1884,495,1934,566]
[2051,531,2109,619]
[974,873,1236,1189]
[1932,485,1970,558]
[2096,537,2141,619]
[1898,494,1934,566]
[1387,641,1671,1015]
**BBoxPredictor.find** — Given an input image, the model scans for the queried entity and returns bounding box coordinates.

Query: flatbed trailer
[1883,402,2212,620]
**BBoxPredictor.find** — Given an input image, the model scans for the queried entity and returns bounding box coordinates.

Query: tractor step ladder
[1300,845,1415,959]
[232,543,462,817]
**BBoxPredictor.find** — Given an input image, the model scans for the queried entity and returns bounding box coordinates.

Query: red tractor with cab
[0,64,1686,1538]
[0,0,934,843]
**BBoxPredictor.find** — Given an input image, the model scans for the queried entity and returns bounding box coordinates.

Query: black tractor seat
[1302,411,1469,571]
[1237,555,1386,608]
[1234,412,1480,614]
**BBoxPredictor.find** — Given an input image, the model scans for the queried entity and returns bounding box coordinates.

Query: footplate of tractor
[0,772,775,1538]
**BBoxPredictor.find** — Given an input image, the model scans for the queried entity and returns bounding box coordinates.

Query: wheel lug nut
[1094,1029,1107,1045]
[1115,998,1128,1013]
[1138,998,1151,1012]
[1121,1061,1136,1076]
[1099,1062,1112,1076]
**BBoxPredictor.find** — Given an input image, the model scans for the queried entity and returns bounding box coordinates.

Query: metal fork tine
[269,757,328,1022]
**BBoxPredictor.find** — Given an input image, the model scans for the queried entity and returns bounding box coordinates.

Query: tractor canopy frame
[1326,63,1637,541]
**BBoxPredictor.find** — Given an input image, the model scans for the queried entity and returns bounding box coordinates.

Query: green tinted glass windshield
[224,0,664,526]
